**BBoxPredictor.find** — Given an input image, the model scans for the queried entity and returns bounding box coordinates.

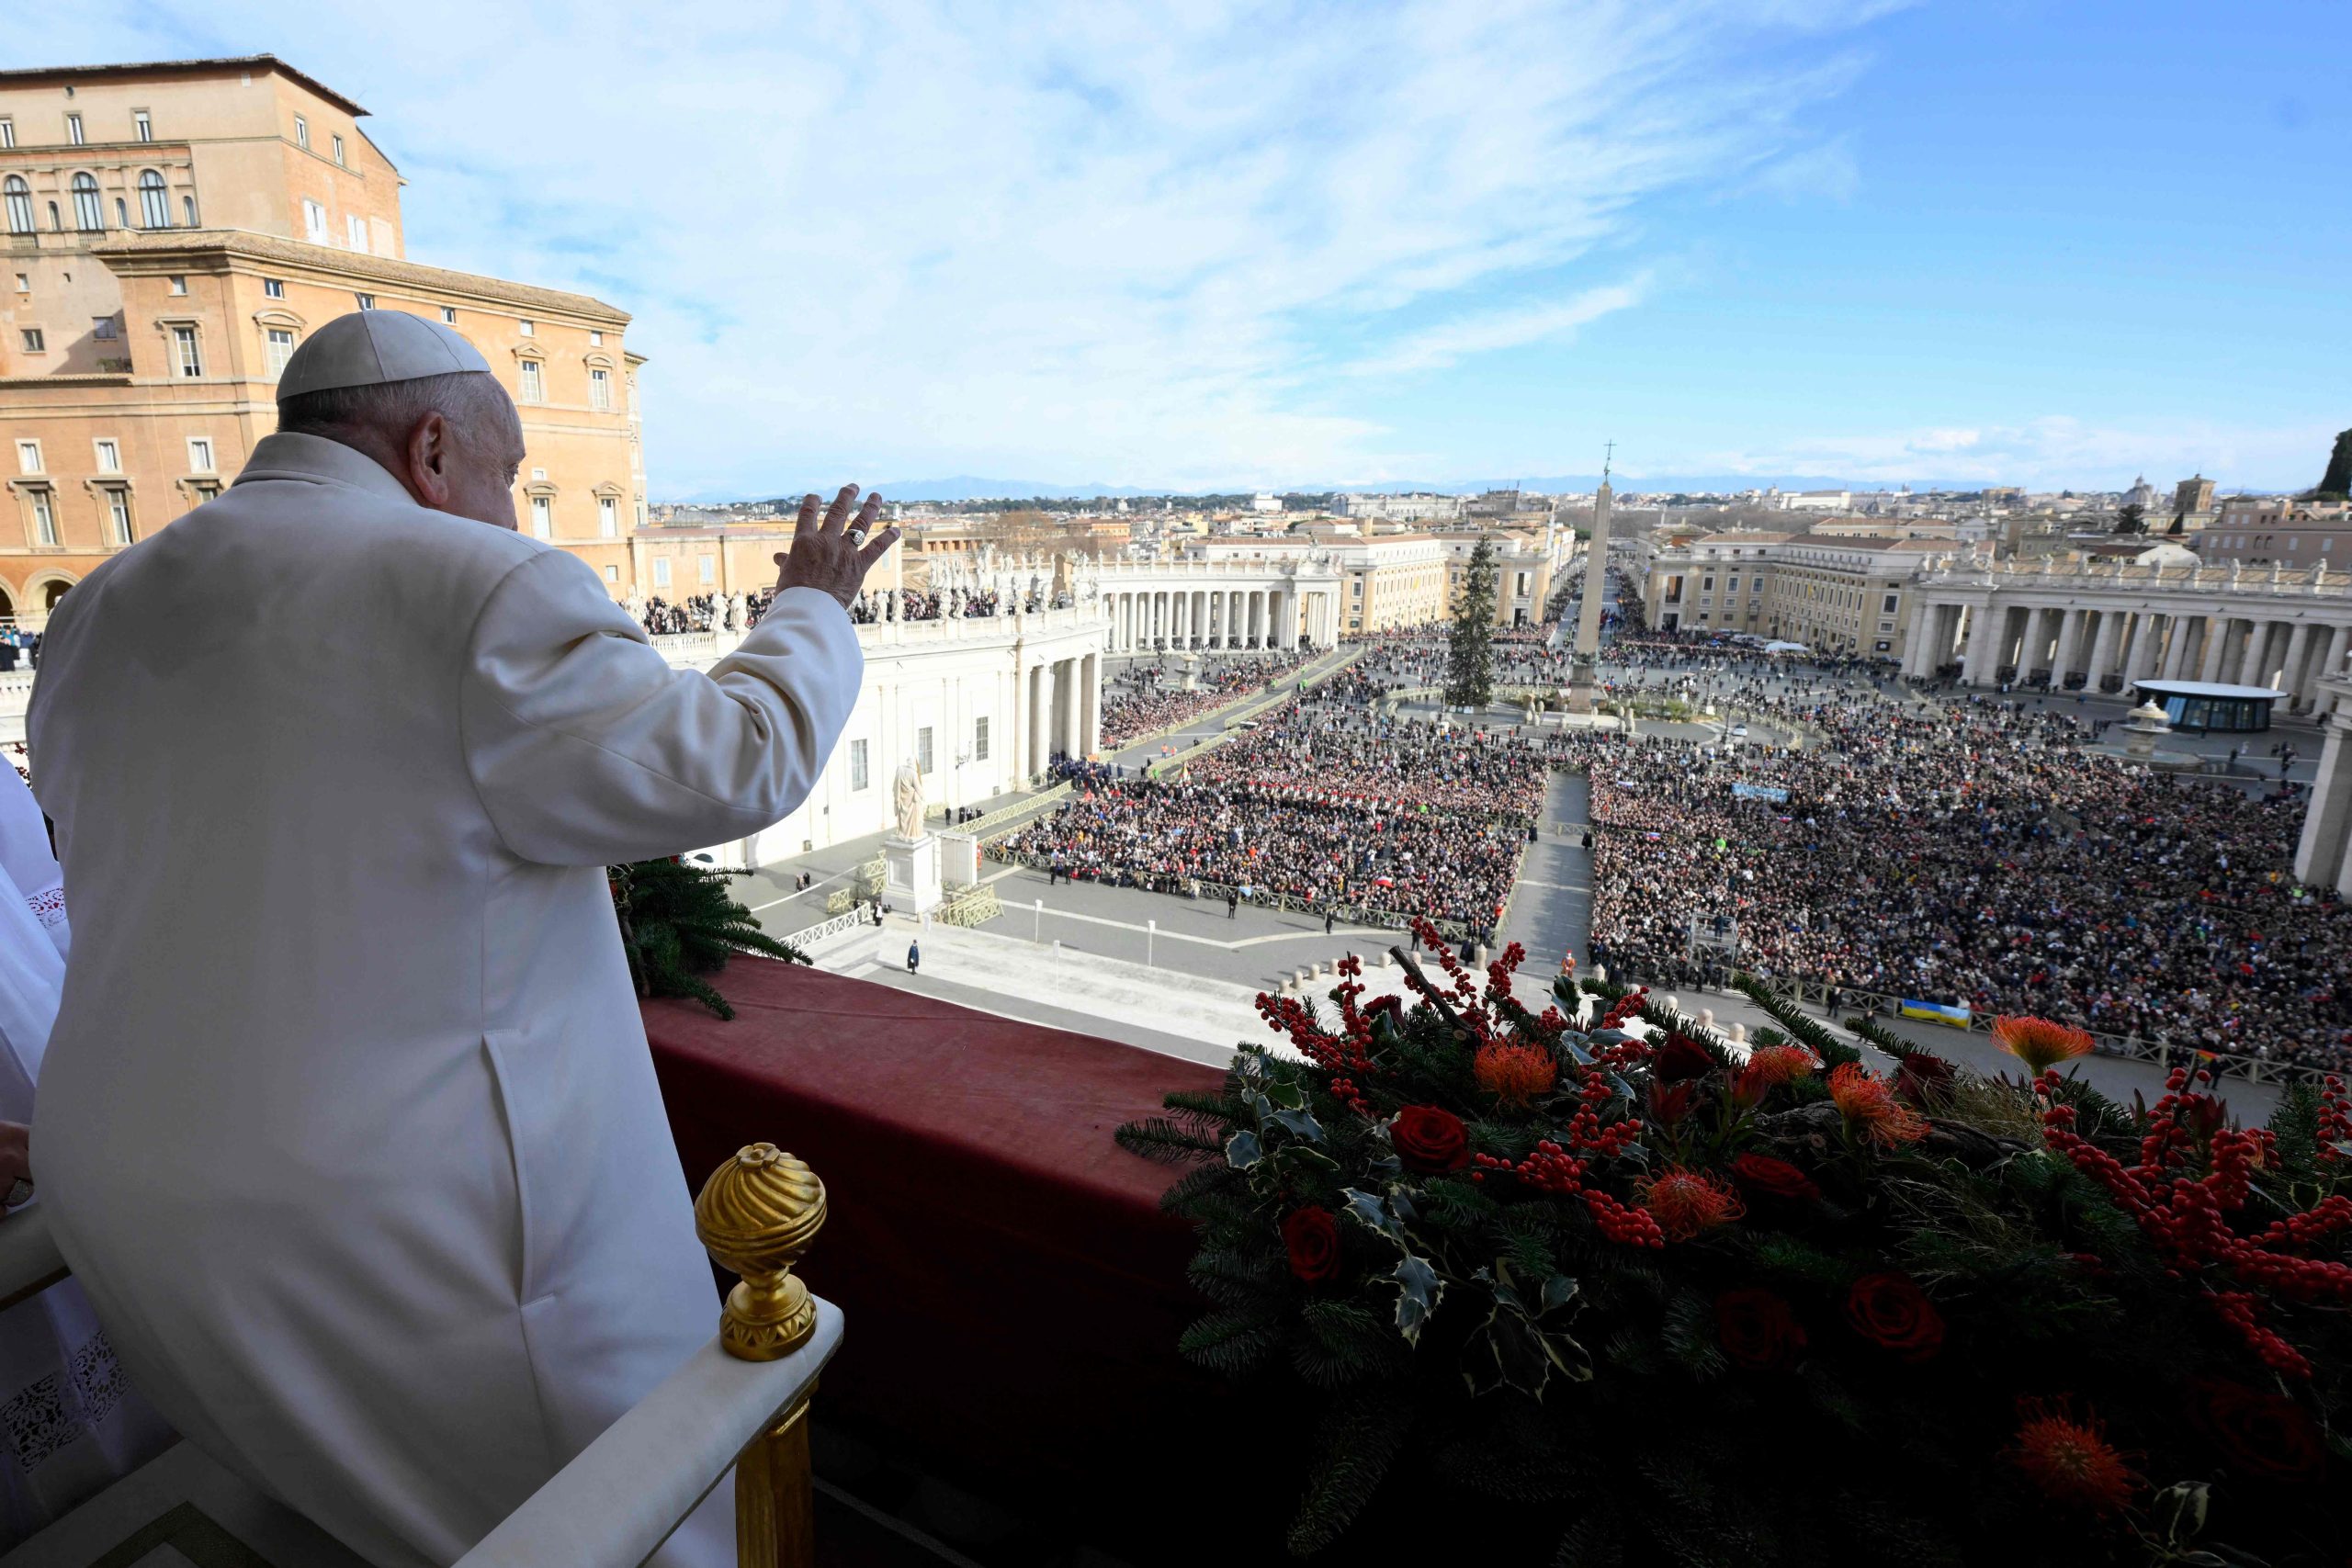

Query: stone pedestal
[883,832,944,914]
[1566,655,1600,715]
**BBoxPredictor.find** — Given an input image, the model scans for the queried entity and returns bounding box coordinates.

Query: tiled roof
[0,55,368,117]
[93,231,630,324]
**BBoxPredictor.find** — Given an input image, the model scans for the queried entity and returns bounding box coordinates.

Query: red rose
[1844,1272,1944,1361]
[1730,1152,1821,1202]
[1281,1206,1341,1282]
[1716,1288,1806,1371]
[2193,1380,2324,1482]
[1652,1032,1716,1083]
[1390,1105,1469,1172]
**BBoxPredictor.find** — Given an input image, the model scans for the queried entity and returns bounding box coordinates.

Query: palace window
[94,440,120,473]
[18,328,43,353]
[850,739,869,791]
[103,488,135,546]
[187,437,214,472]
[182,195,197,225]
[169,275,187,295]
[651,557,671,588]
[264,277,285,299]
[590,367,610,411]
[975,716,989,761]
[346,214,368,252]
[353,292,375,310]
[71,174,103,231]
[332,134,345,166]
[590,330,604,346]
[266,328,297,377]
[28,489,58,547]
[0,119,13,149]
[441,306,456,323]
[174,326,202,378]
[518,360,544,403]
[916,727,934,775]
[599,497,617,538]
[139,170,170,228]
[518,320,534,337]
[697,555,715,584]
[3,177,30,235]
[134,110,153,142]
[530,495,552,539]
[66,113,85,146]
[603,564,619,582]
[303,200,327,243]
[15,441,40,474]
[294,116,310,151]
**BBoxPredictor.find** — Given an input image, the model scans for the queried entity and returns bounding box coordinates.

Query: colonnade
[1905,592,2352,715]
[1101,586,1317,653]
[1022,650,1099,776]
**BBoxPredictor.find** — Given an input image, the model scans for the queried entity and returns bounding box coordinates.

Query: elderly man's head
[277,370,525,530]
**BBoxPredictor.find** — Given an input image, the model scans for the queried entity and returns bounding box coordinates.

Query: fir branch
[1285,1386,1415,1556]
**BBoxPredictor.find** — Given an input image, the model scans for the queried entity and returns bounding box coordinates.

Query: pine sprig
[609,858,807,1020]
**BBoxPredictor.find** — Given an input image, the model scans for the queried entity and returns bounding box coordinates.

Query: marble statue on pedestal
[893,758,924,842]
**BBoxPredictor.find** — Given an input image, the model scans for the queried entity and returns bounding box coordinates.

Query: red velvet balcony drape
[646,957,1231,1525]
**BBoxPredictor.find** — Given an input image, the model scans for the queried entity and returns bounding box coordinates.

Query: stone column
[2278,622,2312,706]
[2198,615,2231,682]
[1962,601,2001,685]
[2294,682,2352,893]
[2161,615,2194,680]
[2237,621,2269,687]
[1279,589,1298,650]
[2312,625,2352,707]
[1080,653,1100,754]
[2050,608,2086,688]
[2083,609,2123,691]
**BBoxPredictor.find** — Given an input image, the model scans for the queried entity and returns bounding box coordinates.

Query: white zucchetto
[277,310,493,399]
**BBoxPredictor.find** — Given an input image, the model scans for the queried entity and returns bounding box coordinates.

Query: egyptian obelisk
[1566,446,1615,712]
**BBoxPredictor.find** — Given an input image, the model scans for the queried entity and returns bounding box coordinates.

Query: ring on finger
[848,527,868,546]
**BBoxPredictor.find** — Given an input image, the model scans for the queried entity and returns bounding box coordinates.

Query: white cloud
[24,0,1898,492]
[1348,277,1650,377]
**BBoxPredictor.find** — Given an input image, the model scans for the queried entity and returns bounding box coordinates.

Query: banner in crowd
[1730,782,1791,804]
[1899,998,1972,1028]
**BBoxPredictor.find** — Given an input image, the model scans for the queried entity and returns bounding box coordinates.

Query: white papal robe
[26,433,862,1567]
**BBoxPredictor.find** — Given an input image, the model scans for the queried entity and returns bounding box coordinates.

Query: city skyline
[18,1,2349,498]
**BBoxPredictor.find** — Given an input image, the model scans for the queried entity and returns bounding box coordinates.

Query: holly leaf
[1541,1273,1579,1314]
[1268,1107,1327,1143]
[1226,1129,1264,1169]
[1273,1144,1341,1178]
[1265,1078,1306,1111]
[1341,1187,1405,1246]
[1390,1254,1443,1347]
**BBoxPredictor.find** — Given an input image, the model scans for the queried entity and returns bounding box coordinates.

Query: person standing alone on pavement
[908,939,921,976]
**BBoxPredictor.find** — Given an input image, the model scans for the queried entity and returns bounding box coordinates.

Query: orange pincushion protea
[1990,1015,2097,1074]
[2009,1400,2138,1514]
[1827,1063,1930,1146]
[1636,1168,1745,1241]
[1741,1044,1817,1086]
[1473,1040,1559,1107]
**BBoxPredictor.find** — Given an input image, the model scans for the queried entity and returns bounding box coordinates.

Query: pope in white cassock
[24,310,899,1566]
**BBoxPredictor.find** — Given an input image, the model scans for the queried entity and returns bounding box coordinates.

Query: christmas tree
[1443,539,1498,710]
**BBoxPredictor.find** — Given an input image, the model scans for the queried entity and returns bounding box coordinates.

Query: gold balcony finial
[694,1142,826,1362]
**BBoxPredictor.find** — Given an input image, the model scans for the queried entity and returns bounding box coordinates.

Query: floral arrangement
[608,856,805,1018]
[1117,925,2347,1566]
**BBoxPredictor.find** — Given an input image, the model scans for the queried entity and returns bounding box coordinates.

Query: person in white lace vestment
[0,765,172,1548]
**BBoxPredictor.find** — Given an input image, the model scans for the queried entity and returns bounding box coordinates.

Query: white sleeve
[460,551,863,866]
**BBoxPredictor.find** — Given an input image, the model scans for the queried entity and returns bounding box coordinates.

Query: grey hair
[275,370,506,444]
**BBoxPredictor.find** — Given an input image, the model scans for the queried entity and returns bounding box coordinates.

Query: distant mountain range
[690,472,2001,504]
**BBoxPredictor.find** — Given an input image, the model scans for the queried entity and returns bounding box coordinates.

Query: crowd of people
[1097,649,1317,746]
[996,767,1524,933]
[1572,686,2352,1076]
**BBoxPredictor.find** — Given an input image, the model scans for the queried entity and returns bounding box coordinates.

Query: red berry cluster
[2040,1066,2350,1380]
[2316,1075,2352,1164]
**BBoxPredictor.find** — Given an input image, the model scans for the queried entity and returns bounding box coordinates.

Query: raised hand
[775,486,900,611]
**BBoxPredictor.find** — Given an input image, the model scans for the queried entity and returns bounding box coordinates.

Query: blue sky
[19,2,2350,495]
